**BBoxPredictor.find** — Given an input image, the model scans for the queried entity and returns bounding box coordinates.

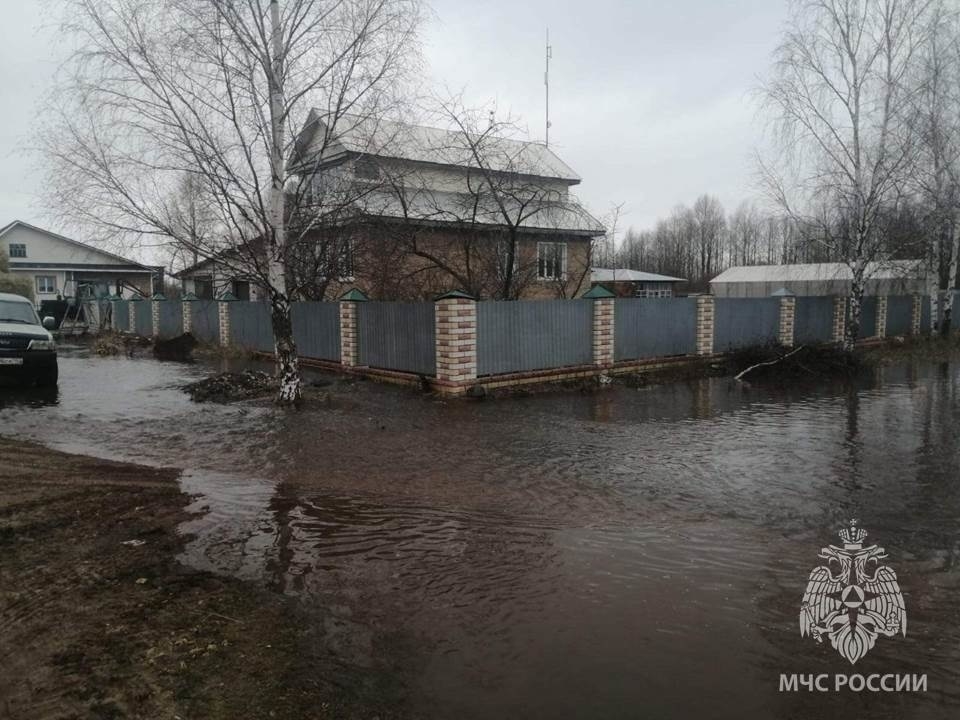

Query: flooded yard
[2,343,960,718]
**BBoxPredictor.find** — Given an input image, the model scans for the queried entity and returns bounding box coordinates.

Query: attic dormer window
[354,157,381,181]
[8,243,26,258]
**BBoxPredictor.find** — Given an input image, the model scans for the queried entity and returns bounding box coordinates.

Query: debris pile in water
[93,331,152,356]
[153,333,198,362]
[183,370,276,403]
[726,343,861,380]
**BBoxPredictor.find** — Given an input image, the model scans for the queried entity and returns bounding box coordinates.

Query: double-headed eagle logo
[800,520,906,664]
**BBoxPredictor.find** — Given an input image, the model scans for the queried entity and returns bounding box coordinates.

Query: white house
[1,221,161,305]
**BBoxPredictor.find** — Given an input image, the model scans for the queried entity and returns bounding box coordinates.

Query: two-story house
[178,113,605,300]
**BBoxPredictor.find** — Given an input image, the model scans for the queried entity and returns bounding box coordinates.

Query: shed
[709,261,926,298]
[590,268,686,298]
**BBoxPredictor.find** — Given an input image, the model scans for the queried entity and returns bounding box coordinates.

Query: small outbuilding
[709,261,927,298]
[590,268,686,298]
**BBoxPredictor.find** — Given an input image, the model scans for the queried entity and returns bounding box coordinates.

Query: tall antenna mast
[545,28,552,148]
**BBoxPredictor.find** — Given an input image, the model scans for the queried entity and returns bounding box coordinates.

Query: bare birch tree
[759,0,933,349]
[40,0,422,403]
[912,0,960,334]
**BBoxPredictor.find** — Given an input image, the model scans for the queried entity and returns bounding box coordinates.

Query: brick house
[177,114,605,301]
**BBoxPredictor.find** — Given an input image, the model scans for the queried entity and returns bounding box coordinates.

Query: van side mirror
[42,316,57,330]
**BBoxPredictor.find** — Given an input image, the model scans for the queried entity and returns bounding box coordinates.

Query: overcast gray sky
[0,0,788,250]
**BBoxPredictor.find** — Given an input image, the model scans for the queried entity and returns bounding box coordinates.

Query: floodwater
[2,344,960,719]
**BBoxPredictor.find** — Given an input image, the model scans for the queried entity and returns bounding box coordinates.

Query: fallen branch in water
[734,345,805,381]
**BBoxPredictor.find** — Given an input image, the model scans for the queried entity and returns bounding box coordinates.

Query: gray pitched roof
[0,220,159,271]
[591,268,686,283]
[299,112,582,182]
[710,260,925,284]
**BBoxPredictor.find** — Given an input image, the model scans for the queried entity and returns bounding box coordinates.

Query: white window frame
[36,275,57,294]
[9,243,26,258]
[537,241,567,281]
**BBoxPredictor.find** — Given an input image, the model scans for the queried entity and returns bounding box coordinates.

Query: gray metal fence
[191,300,220,344]
[292,302,340,361]
[477,299,593,376]
[952,293,960,330]
[113,300,129,332]
[133,301,152,337]
[614,297,697,361]
[714,297,781,351]
[157,301,183,339]
[230,302,273,352]
[886,295,913,337]
[358,302,435,375]
[793,296,834,344]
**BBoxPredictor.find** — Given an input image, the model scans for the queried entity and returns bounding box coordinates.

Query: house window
[36,276,57,294]
[354,157,381,181]
[336,238,355,281]
[194,276,214,300]
[537,242,567,281]
[9,243,26,258]
[232,280,251,301]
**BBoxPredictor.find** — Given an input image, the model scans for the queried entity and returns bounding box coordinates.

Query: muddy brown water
[2,344,960,719]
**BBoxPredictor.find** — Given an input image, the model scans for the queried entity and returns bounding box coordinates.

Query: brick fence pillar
[778,295,796,347]
[182,293,196,334]
[338,288,367,367]
[876,296,888,339]
[584,286,615,366]
[696,296,714,355]
[832,296,847,343]
[911,293,923,335]
[218,298,232,346]
[435,290,477,386]
[128,297,139,334]
[151,295,164,338]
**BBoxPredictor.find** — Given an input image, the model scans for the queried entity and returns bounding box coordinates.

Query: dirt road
[0,436,392,720]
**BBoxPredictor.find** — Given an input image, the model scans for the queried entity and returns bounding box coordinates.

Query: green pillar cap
[129,294,144,301]
[151,292,167,300]
[434,289,475,301]
[108,294,122,301]
[218,291,238,301]
[181,292,199,301]
[339,288,369,301]
[583,285,616,299]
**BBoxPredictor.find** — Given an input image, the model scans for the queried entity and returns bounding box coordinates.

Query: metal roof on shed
[710,260,924,284]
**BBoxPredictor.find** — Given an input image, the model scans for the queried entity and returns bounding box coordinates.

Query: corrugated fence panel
[477,300,593,376]
[614,298,697,361]
[358,302,436,375]
[793,296,835,344]
[292,302,340,362]
[713,298,781,351]
[230,302,274,352]
[157,301,183,339]
[113,301,129,332]
[849,296,878,338]
[191,300,220,344]
[133,301,152,337]
[886,295,913,337]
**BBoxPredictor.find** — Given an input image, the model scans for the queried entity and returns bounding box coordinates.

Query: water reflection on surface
[1,346,960,718]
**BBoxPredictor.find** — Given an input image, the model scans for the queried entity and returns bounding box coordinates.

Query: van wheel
[35,366,59,387]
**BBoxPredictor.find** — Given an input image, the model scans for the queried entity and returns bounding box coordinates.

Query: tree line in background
[601,194,931,292]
